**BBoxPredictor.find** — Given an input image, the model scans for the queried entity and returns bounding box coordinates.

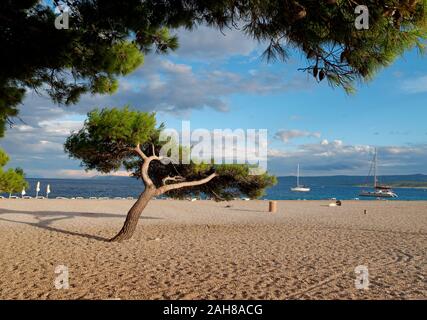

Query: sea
[2,175,427,201]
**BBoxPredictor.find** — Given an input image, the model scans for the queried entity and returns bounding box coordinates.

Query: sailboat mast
[297,164,300,187]
[374,148,377,188]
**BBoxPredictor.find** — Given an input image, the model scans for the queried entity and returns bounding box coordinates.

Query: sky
[1,25,427,178]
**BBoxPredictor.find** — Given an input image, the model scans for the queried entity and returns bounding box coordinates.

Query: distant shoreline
[25,174,427,180]
[391,186,427,189]
[356,186,427,189]
[355,184,427,189]
[2,198,427,202]
[4,176,427,201]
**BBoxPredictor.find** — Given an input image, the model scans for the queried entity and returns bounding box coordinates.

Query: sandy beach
[0,199,425,300]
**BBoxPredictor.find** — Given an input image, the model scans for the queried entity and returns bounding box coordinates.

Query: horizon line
[25,173,427,180]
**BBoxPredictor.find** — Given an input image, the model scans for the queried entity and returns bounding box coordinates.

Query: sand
[0,199,425,300]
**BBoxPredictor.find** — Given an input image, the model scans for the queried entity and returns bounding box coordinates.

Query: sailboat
[291,164,311,192]
[359,148,398,198]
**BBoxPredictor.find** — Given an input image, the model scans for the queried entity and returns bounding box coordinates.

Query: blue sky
[171,48,427,145]
[1,26,426,178]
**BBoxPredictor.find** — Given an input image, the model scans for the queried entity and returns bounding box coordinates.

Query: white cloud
[39,120,83,136]
[402,75,427,93]
[160,60,192,74]
[174,26,261,60]
[15,125,34,132]
[320,139,329,145]
[73,56,311,116]
[268,139,427,175]
[274,129,321,143]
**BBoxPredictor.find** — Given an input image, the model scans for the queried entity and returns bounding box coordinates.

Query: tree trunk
[109,170,217,242]
[109,187,155,242]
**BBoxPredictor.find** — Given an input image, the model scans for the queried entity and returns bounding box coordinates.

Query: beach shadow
[0,209,162,241]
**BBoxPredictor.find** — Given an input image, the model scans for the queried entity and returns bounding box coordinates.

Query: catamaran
[359,148,398,198]
[291,164,310,192]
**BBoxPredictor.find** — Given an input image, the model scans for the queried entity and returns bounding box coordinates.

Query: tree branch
[210,188,227,201]
[155,173,218,195]
[162,175,185,185]
[150,142,156,157]
[140,155,159,187]
[134,143,148,160]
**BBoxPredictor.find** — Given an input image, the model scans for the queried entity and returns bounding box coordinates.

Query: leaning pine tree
[65,107,276,242]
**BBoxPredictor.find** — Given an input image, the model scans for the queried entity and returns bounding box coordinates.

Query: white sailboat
[291,164,311,192]
[359,148,398,198]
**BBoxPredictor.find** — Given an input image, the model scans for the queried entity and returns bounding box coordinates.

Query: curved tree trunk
[109,187,155,242]
[108,163,217,242]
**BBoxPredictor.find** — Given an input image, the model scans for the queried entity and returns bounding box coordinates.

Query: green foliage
[99,42,145,76]
[0,148,28,196]
[65,107,157,173]
[1,1,426,136]
[166,163,278,200]
[0,148,9,167]
[65,107,277,200]
[0,168,29,195]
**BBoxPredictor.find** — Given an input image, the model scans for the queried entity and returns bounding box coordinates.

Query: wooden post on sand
[269,201,277,213]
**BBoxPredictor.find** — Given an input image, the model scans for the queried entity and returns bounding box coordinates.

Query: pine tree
[65,107,277,241]
[0,148,29,197]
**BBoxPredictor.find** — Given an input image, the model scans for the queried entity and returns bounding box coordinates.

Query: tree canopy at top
[1,0,426,137]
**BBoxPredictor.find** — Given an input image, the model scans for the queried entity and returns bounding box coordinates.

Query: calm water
[2,177,427,200]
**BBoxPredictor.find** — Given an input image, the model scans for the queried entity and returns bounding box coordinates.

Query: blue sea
[3,175,427,200]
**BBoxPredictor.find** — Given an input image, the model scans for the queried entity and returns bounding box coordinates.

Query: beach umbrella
[46,184,51,198]
[36,181,40,198]
[21,188,26,198]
